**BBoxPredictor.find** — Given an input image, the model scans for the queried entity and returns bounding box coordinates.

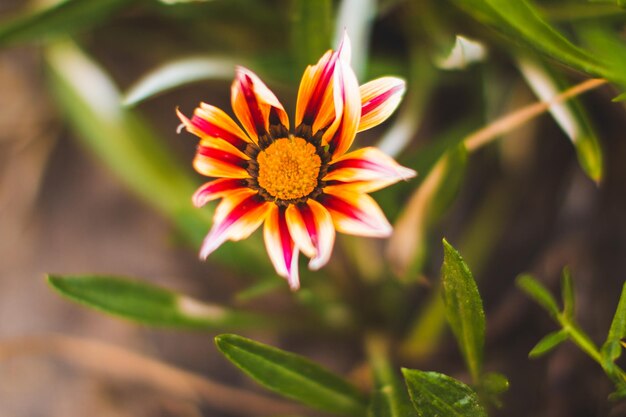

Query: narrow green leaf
[215,334,367,417]
[529,330,569,358]
[290,0,332,75]
[441,239,485,383]
[517,55,603,182]
[480,372,509,396]
[612,92,626,102]
[47,275,270,330]
[366,335,416,417]
[123,56,236,106]
[402,369,487,417]
[561,267,575,319]
[0,0,132,47]
[516,274,560,317]
[601,282,626,362]
[45,40,270,274]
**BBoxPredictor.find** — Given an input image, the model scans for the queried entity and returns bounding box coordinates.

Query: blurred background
[1,0,626,416]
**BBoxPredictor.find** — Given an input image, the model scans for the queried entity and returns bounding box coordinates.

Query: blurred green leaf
[516,274,560,317]
[402,369,487,417]
[47,274,270,330]
[613,92,626,102]
[45,40,270,274]
[561,267,575,319]
[517,55,603,182]
[123,56,236,106]
[0,0,133,47]
[366,335,416,417]
[453,0,625,84]
[479,372,509,396]
[441,239,485,383]
[589,0,626,7]
[215,334,367,417]
[334,0,376,77]
[291,0,332,74]
[529,329,569,358]
[602,282,626,362]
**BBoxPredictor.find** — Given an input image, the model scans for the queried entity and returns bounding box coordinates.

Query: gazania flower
[177,35,415,290]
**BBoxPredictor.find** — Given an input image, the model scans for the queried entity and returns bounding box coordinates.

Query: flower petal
[176,104,252,152]
[295,50,337,135]
[285,201,336,270]
[193,140,250,178]
[319,189,392,238]
[231,66,289,144]
[264,205,300,290]
[200,190,270,259]
[192,178,249,207]
[324,147,416,192]
[357,77,405,132]
[323,41,361,158]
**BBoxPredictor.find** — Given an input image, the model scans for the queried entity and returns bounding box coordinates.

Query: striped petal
[231,66,289,143]
[192,178,249,207]
[324,147,416,192]
[200,190,271,259]
[319,189,392,238]
[285,200,336,270]
[193,139,250,178]
[358,77,406,132]
[264,205,300,290]
[323,38,361,158]
[295,50,337,135]
[176,104,252,152]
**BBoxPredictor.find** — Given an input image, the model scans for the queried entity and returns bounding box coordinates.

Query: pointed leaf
[441,239,485,383]
[602,282,626,362]
[47,275,270,330]
[529,330,569,358]
[123,57,236,106]
[215,334,367,417]
[0,0,131,47]
[561,267,575,319]
[516,274,560,317]
[612,92,626,102]
[402,369,487,417]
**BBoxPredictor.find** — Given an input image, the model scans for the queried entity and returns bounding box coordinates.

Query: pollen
[257,137,321,201]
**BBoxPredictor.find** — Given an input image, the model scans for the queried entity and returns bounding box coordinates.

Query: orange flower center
[257,137,321,201]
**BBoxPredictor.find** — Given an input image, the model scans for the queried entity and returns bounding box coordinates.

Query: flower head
[177,35,415,290]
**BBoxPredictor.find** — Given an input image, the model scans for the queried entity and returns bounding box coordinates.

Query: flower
[177,35,415,290]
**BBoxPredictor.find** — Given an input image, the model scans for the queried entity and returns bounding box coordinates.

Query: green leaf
[402,369,487,417]
[480,372,509,395]
[47,275,270,330]
[517,55,603,182]
[561,267,575,319]
[602,282,626,362]
[516,274,560,317]
[215,334,367,417]
[0,0,132,47]
[366,335,416,417]
[453,0,625,84]
[612,92,626,102]
[529,329,569,358]
[123,56,236,106]
[290,0,332,75]
[45,40,270,275]
[441,239,486,383]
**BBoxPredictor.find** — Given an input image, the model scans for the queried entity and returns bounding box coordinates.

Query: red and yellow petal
[323,39,362,158]
[200,190,271,259]
[358,77,405,133]
[287,200,336,271]
[176,104,252,152]
[193,139,250,178]
[264,205,300,290]
[295,50,337,132]
[319,189,392,238]
[192,178,249,208]
[231,66,289,141]
[324,147,416,192]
